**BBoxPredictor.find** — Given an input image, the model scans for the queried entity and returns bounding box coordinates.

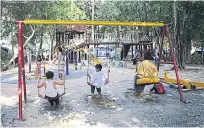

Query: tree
[1,1,86,68]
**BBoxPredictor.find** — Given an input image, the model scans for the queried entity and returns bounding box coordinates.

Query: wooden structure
[56,25,86,63]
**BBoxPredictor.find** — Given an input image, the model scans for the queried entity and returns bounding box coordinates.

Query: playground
[1,1,204,127]
[1,63,204,127]
[1,19,204,127]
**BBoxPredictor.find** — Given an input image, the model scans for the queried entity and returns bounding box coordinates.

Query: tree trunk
[39,26,44,52]
[174,1,184,70]
[11,43,16,66]
[182,12,188,68]
[185,31,191,63]
[202,41,204,61]
[49,31,55,63]
[186,34,191,62]
[184,18,191,63]
[144,2,148,33]
[116,26,120,45]
[0,1,2,26]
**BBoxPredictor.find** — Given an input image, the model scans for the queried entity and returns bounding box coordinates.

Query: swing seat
[137,78,159,85]
[38,92,65,99]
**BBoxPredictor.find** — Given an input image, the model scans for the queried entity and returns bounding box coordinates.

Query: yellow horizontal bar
[23,20,164,27]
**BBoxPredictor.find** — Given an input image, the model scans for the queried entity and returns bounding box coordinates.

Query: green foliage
[1,1,86,45]
[1,50,12,70]
[1,1,204,63]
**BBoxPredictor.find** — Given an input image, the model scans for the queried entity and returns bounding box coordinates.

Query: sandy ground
[1,63,204,127]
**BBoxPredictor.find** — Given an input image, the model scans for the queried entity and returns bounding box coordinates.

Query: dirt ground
[1,63,204,127]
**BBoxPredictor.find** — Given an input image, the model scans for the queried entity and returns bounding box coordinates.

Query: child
[87,64,110,97]
[134,51,158,93]
[36,71,65,107]
[53,47,65,79]
[36,55,42,79]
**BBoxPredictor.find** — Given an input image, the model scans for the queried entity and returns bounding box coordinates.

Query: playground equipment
[17,20,182,121]
[26,63,46,79]
[63,44,88,72]
[137,78,159,85]
[164,72,204,90]
[53,25,87,75]
[56,24,87,66]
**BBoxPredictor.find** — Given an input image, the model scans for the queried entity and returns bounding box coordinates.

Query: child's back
[45,80,58,97]
[36,71,65,106]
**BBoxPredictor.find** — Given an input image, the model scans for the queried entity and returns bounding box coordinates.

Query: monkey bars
[17,20,183,121]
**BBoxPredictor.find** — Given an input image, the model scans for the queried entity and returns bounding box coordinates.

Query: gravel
[1,64,204,127]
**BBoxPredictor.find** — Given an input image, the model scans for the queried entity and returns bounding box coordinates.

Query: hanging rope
[86,28,90,83]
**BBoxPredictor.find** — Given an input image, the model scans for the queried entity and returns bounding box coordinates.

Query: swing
[137,78,159,85]
[38,75,66,99]
[86,45,110,88]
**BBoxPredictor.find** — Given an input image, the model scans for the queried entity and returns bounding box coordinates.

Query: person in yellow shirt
[134,51,158,93]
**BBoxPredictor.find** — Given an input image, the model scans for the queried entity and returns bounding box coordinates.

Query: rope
[87,51,90,83]
[36,76,45,98]
[63,74,65,94]
[86,28,89,83]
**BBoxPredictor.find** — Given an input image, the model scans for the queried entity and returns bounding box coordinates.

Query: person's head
[95,64,102,72]
[144,51,154,60]
[37,55,42,62]
[46,71,54,79]
[58,46,63,53]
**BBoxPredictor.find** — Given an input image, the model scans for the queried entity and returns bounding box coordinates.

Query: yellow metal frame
[23,20,164,27]
[164,72,204,88]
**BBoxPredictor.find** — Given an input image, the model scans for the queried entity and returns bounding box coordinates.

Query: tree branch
[23,27,38,48]
[30,24,34,31]
[23,34,29,39]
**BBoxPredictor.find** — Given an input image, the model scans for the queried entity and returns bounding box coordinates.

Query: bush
[1,50,12,71]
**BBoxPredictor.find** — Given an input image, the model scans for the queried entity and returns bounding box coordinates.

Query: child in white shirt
[87,64,110,96]
[36,71,64,107]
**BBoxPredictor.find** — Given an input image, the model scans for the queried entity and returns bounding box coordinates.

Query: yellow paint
[164,72,204,88]
[164,72,178,84]
[137,78,159,85]
[64,45,85,51]
[23,20,164,27]
[92,57,103,64]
